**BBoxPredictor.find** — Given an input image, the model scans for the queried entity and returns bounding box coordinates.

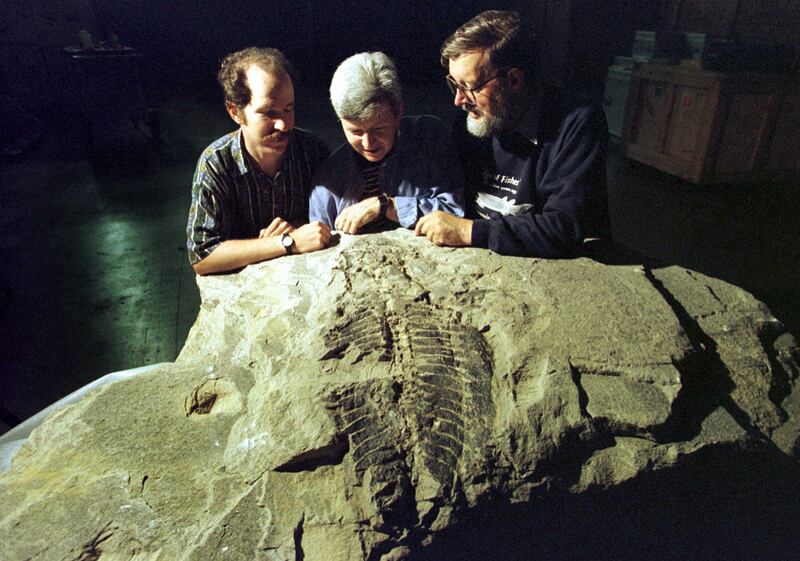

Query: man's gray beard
[464,94,514,138]
[466,110,506,138]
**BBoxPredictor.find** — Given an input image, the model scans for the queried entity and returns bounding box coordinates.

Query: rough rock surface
[1,230,799,560]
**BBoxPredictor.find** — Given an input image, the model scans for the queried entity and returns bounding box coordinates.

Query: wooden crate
[622,63,800,183]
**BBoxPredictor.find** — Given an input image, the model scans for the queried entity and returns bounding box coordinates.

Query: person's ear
[394,101,404,123]
[506,68,524,93]
[226,101,243,125]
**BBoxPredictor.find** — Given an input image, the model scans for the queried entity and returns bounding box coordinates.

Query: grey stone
[1,230,798,560]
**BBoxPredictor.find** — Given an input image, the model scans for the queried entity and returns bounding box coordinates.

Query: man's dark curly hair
[440,10,537,76]
[217,47,295,110]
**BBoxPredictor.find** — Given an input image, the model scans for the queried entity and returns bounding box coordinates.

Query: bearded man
[415,10,610,258]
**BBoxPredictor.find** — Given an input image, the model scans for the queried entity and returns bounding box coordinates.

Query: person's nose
[363,133,374,150]
[274,118,288,132]
[453,88,468,107]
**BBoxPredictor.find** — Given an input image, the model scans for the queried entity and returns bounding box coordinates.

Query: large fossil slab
[1,230,798,560]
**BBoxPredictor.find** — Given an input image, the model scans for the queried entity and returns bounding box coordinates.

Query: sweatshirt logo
[475,191,533,217]
[482,170,521,195]
[476,170,532,217]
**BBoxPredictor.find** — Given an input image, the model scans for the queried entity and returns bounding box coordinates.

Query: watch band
[378,193,389,219]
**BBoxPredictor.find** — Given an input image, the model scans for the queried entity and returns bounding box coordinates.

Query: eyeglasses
[445,70,507,102]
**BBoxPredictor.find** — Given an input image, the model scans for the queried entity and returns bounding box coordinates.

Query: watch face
[282,235,293,248]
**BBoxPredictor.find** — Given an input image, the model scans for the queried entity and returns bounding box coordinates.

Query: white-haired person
[309,52,464,234]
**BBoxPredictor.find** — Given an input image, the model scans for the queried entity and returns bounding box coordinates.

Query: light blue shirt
[309,115,465,229]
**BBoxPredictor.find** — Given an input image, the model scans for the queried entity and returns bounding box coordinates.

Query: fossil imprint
[321,245,495,532]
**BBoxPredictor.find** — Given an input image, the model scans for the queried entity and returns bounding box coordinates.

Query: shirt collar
[231,130,249,175]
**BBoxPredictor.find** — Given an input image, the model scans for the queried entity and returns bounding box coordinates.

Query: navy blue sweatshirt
[454,88,610,258]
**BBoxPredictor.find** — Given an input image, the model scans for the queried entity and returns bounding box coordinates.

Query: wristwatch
[377,193,389,219]
[281,233,294,255]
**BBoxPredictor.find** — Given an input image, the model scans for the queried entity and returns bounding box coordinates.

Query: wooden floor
[1,84,799,430]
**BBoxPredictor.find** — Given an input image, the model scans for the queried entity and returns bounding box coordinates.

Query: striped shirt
[359,163,381,200]
[357,158,391,233]
[186,128,329,264]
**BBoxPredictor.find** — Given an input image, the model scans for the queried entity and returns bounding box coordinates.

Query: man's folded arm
[191,238,287,275]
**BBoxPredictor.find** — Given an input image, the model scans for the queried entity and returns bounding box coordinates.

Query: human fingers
[319,226,332,245]
[342,218,357,234]
[303,222,331,246]
[273,221,292,236]
[294,224,326,253]
[335,209,354,232]
[425,218,451,245]
[264,217,282,236]
[262,217,284,237]
[309,222,332,247]
[259,228,269,238]
[298,221,327,235]
[415,213,434,236]
[335,211,355,234]
[314,221,331,235]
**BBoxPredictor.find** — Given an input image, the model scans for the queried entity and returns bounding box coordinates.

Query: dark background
[90,0,521,91]
[2,0,668,111]
[2,2,800,559]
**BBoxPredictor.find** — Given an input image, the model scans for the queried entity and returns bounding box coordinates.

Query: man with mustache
[187,47,331,275]
[415,10,610,258]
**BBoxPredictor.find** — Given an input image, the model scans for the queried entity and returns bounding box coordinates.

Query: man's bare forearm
[192,237,285,275]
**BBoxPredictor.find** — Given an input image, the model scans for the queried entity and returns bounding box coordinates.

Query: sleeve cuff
[393,196,420,228]
[471,219,490,248]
